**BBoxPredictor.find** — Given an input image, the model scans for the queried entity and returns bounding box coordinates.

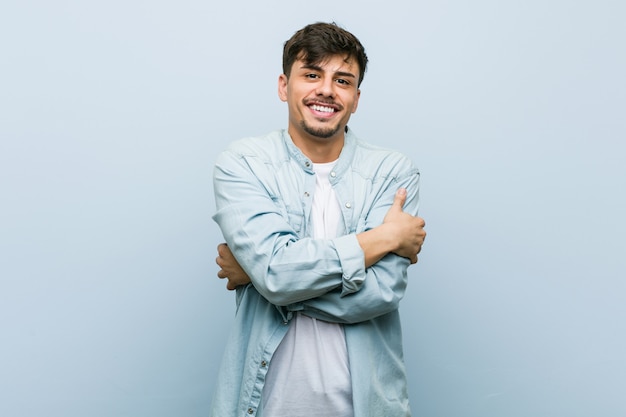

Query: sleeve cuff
[333,234,366,296]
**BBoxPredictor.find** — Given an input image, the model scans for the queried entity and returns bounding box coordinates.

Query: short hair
[282,22,369,87]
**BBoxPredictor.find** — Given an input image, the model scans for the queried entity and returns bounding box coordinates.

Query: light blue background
[1,0,624,416]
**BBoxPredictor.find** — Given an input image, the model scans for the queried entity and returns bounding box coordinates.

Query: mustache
[303,98,343,111]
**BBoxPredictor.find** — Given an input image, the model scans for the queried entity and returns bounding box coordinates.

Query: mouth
[306,101,341,118]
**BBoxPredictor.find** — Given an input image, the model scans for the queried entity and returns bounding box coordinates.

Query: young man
[210,22,426,417]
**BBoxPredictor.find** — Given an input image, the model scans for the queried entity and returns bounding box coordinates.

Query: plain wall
[1,0,624,416]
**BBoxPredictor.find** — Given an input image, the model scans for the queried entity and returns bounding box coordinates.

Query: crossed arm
[216,187,426,292]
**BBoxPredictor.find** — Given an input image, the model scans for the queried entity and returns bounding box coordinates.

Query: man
[210,22,426,417]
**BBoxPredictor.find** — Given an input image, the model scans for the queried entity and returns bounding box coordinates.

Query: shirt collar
[281,127,357,177]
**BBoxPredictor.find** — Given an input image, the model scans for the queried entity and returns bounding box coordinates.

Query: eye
[305,73,319,79]
[336,78,351,86]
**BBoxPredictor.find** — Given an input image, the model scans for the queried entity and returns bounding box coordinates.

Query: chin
[301,121,342,139]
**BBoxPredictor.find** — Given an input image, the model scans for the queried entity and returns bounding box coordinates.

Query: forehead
[294,53,359,74]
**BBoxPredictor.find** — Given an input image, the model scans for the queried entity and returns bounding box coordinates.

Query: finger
[217,269,227,279]
[390,188,407,213]
[217,243,229,257]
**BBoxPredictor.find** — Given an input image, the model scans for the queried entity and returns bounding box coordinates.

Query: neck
[288,127,344,163]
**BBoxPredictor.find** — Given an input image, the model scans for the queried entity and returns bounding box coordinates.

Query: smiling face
[278,54,361,161]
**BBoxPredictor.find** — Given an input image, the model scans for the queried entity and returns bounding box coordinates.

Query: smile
[310,104,336,114]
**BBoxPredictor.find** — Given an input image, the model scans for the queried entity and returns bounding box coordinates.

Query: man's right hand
[216,243,251,290]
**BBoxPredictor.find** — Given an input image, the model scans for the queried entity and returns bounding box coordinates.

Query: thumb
[390,188,407,212]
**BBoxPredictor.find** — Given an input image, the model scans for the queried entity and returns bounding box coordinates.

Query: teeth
[311,104,335,113]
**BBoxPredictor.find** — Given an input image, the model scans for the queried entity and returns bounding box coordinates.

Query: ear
[351,89,361,114]
[278,74,288,102]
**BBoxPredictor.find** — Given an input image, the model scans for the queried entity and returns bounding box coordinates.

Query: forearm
[217,223,409,310]
[356,223,398,268]
[284,178,421,322]
[289,253,411,324]
[214,211,361,306]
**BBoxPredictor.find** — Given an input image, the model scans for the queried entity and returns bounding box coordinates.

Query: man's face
[278,54,361,144]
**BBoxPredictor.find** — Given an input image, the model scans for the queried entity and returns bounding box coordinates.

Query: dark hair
[282,22,369,87]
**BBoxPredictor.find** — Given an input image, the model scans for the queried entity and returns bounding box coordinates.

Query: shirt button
[261,360,267,367]
[330,171,336,177]
[248,407,254,414]
[345,202,352,208]
[305,161,311,167]
[304,191,310,197]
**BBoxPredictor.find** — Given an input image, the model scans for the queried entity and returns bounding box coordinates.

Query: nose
[315,76,335,98]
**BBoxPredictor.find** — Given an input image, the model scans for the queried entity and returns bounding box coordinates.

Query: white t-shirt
[260,161,353,417]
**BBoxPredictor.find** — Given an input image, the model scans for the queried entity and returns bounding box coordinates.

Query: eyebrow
[300,64,357,80]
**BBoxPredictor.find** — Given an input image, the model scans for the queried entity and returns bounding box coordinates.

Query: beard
[300,119,342,139]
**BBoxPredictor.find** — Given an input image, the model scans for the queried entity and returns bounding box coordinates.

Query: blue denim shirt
[210,129,420,417]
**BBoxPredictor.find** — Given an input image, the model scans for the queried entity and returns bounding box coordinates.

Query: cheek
[350,98,359,113]
[350,90,361,113]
